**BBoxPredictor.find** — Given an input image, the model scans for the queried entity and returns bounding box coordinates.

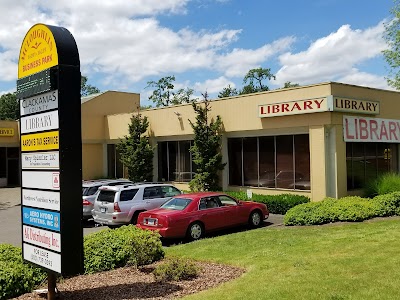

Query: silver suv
[82,179,132,219]
[92,183,182,226]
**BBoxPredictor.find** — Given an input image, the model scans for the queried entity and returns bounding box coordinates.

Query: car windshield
[161,197,191,210]
[97,190,116,202]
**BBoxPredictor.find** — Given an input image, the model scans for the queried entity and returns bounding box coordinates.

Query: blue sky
[0,0,395,107]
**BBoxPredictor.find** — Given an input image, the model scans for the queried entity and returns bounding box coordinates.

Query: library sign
[17,24,83,276]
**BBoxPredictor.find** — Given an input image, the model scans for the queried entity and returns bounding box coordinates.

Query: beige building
[2,82,400,201]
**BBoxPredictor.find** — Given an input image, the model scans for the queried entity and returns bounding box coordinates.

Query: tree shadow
[58,281,181,299]
[162,220,275,247]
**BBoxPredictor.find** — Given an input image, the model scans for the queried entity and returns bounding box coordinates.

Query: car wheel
[249,210,262,228]
[186,222,204,241]
[108,225,120,229]
[130,212,140,225]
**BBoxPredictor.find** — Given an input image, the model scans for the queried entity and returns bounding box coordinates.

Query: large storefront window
[346,142,398,190]
[228,134,310,190]
[158,141,194,182]
[107,144,124,178]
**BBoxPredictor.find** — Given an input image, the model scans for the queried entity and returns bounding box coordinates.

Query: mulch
[13,261,245,300]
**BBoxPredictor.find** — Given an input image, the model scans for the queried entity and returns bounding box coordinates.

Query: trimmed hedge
[284,193,400,226]
[84,225,164,274]
[0,244,46,300]
[225,191,310,214]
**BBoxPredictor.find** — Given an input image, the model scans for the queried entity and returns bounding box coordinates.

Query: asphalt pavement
[0,187,103,247]
[0,187,284,247]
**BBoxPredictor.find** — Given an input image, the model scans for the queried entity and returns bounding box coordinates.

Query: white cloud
[338,70,391,90]
[216,37,296,77]
[0,2,391,95]
[0,0,294,90]
[274,22,387,88]
[194,76,236,94]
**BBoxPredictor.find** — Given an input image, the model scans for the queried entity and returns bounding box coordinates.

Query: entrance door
[7,159,20,186]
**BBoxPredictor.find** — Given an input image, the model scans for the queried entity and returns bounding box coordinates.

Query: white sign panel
[20,90,58,116]
[22,151,59,169]
[21,110,59,134]
[22,171,60,190]
[23,225,61,252]
[343,116,400,143]
[22,189,60,211]
[23,243,61,273]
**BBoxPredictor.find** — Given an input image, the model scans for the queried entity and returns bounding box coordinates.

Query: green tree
[81,75,100,96]
[0,76,98,120]
[117,113,154,182]
[383,0,400,90]
[189,92,226,191]
[146,76,196,107]
[283,81,300,88]
[217,84,238,98]
[240,67,276,94]
[0,93,19,120]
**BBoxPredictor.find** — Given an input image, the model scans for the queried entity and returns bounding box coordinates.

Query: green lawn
[165,218,400,300]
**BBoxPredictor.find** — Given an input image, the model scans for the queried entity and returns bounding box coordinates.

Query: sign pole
[47,272,57,300]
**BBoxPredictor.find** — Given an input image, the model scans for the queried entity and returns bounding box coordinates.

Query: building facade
[108,82,400,201]
[2,82,399,201]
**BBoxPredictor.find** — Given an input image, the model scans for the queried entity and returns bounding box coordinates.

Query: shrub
[284,196,381,226]
[0,244,46,300]
[224,191,310,214]
[84,225,164,274]
[364,173,400,197]
[371,192,400,216]
[153,258,200,282]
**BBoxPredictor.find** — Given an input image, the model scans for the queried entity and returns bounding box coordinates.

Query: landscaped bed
[13,261,244,300]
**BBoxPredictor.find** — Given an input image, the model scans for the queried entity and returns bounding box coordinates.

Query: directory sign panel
[18,23,83,276]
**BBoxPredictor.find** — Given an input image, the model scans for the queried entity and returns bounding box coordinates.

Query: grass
[165,218,400,300]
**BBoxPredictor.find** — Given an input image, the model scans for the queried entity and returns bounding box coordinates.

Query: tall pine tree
[189,93,226,191]
[117,113,154,182]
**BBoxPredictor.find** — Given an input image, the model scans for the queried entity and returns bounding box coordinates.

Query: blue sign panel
[22,207,60,232]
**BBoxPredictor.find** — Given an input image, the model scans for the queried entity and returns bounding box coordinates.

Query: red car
[136,192,269,240]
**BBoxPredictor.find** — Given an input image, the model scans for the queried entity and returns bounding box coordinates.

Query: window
[158,141,195,182]
[107,144,124,178]
[346,142,398,190]
[199,197,219,209]
[143,187,163,199]
[97,190,116,202]
[119,189,138,201]
[218,195,238,206]
[161,198,191,210]
[228,138,243,186]
[0,148,6,178]
[228,134,310,190]
[160,186,181,197]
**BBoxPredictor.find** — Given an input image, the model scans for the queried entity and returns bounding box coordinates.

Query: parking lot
[0,187,104,247]
[0,187,284,247]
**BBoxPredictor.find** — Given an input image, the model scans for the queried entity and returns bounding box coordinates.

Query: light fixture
[174,111,181,117]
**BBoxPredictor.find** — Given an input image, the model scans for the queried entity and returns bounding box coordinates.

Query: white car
[92,182,182,227]
[82,179,132,219]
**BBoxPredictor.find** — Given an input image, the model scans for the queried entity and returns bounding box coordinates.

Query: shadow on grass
[162,220,276,247]
[59,281,181,300]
